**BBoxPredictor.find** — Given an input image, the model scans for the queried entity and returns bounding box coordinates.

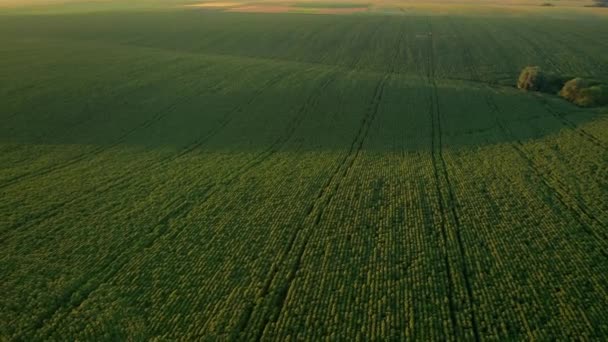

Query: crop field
[1,0,608,340]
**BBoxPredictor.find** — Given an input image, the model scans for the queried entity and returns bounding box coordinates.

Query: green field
[1,0,608,340]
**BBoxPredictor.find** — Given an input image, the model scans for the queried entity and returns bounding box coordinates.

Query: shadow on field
[1,74,604,153]
[1,10,606,153]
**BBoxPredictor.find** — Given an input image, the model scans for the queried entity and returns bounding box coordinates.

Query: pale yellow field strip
[186,2,242,7]
[226,5,291,12]
[0,0,113,8]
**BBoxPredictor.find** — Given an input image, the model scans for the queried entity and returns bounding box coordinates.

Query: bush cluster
[517,66,544,91]
[559,78,608,107]
[517,66,608,107]
[517,66,565,93]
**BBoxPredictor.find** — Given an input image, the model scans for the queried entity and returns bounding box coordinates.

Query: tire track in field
[26,196,196,339]
[0,70,293,241]
[467,18,608,151]
[0,87,207,237]
[533,95,608,151]
[2,57,181,125]
[418,24,458,339]
[466,41,608,243]
[1,58,264,190]
[347,19,385,72]
[168,70,294,161]
[1,65,181,172]
[426,21,481,342]
[446,20,552,338]
[520,23,608,78]
[444,20,607,337]
[2,66,291,240]
[471,19,607,150]
[487,99,608,252]
[4,112,18,120]
[249,73,389,341]
[2,57,208,155]
[248,23,405,338]
[448,21,608,250]
[502,25,565,75]
[0,62,215,191]
[28,71,338,340]
[463,19,516,85]
[0,98,179,190]
[3,68,320,258]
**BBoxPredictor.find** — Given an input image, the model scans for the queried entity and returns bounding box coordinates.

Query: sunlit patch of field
[226,4,291,12]
[187,1,370,14]
[387,1,606,16]
[0,0,108,8]
[183,0,607,16]
[0,0,183,13]
[372,0,606,17]
[186,1,241,7]
[290,1,369,13]
[312,6,368,13]
[3,0,605,15]
[2,0,608,339]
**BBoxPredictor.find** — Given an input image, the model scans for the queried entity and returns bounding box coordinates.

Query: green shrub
[517,66,545,91]
[559,78,608,107]
[517,66,565,93]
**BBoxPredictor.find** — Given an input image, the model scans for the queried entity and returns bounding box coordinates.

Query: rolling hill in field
[1,0,607,340]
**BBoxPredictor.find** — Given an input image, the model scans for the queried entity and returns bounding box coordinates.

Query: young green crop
[1,1,607,340]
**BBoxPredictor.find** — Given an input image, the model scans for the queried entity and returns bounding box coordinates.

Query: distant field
[1,0,607,340]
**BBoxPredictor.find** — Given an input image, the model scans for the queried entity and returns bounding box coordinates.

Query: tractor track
[250,73,388,341]
[248,22,403,339]
[26,71,337,340]
[0,63,215,191]
[449,19,604,337]
[0,70,293,241]
[424,24,457,339]
[534,95,608,151]
[28,196,195,339]
[0,58,275,191]
[2,58,211,162]
[450,19,608,251]
[473,18,608,150]
[2,57,184,126]
[487,99,608,251]
[427,21,480,342]
[503,25,565,75]
[520,23,608,77]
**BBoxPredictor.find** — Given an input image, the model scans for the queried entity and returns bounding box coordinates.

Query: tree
[559,78,608,107]
[517,66,545,91]
[517,66,565,93]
